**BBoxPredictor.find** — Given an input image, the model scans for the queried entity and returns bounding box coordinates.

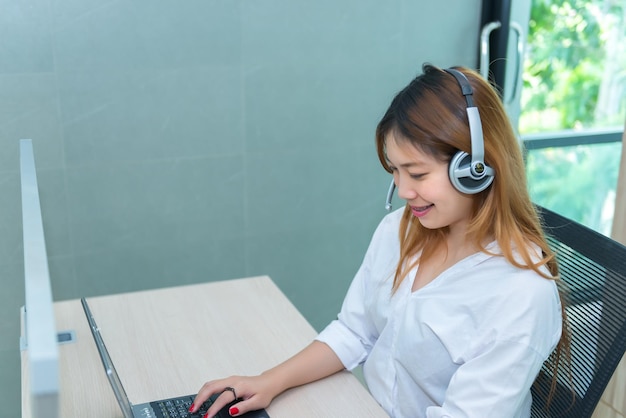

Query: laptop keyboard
[151,394,226,418]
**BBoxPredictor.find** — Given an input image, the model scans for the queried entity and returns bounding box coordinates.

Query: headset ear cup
[448,151,494,194]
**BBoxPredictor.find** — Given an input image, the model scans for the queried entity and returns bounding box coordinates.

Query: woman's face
[385,134,474,234]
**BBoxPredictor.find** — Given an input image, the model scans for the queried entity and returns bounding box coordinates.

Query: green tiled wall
[0,1,481,416]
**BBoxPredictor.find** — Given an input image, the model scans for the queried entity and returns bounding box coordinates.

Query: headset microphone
[385,178,396,211]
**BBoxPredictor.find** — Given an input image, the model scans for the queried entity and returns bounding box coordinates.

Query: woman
[191,64,569,418]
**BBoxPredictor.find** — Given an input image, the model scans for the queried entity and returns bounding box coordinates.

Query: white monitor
[19,138,59,418]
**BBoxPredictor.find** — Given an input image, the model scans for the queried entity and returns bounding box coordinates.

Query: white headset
[385,68,495,211]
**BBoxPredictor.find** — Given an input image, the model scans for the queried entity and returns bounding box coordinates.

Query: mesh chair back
[531,206,626,417]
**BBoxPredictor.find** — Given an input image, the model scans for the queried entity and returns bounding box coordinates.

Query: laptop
[81,298,270,418]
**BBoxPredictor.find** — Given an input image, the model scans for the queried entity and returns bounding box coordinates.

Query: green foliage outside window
[525,143,621,235]
[521,0,625,132]
[521,0,625,235]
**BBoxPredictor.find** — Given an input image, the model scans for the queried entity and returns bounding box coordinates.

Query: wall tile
[0,74,64,173]
[0,171,22,266]
[58,67,244,166]
[0,349,21,414]
[0,0,54,73]
[241,0,402,67]
[243,59,398,154]
[65,155,245,255]
[52,1,242,72]
[245,146,388,236]
[0,262,23,351]
[245,223,376,331]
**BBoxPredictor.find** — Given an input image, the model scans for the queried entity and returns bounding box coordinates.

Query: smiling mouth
[412,204,433,212]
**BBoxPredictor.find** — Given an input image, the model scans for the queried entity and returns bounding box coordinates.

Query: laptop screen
[81,298,135,418]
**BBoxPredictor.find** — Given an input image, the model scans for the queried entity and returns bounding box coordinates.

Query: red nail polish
[229,406,239,416]
[202,413,208,418]
[189,404,195,412]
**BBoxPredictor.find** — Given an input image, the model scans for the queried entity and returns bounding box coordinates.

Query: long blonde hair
[376,64,556,286]
[375,63,570,407]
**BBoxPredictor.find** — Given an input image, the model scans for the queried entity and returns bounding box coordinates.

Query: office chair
[530,205,626,417]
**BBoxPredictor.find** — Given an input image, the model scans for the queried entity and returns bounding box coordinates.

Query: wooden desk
[22,276,388,417]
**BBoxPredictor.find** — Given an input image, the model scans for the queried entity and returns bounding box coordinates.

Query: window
[521,0,625,133]
[520,0,625,236]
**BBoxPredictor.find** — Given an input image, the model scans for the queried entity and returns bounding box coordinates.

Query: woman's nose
[396,179,417,201]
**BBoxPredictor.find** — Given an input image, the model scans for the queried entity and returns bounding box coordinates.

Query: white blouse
[316,208,562,418]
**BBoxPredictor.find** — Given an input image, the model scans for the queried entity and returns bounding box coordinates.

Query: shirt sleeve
[426,271,563,418]
[315,210,400,371]
[425,340,548,418]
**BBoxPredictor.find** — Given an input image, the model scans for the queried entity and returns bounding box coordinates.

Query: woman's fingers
[224,396,262,417]
[203,390,241,418]
[189,379,224,413]
[191,375,273,417]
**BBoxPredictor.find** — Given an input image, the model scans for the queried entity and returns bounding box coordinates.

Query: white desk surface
[22,276,388,417]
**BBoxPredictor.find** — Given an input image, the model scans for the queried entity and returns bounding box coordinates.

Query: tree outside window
[522,0,625,235]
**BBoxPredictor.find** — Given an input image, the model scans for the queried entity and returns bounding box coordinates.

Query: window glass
[520,0,625,133]
[526,142,622,236]
[521,0,624,235]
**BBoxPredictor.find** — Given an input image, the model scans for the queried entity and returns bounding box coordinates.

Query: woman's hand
[190,373,278,417]
[190,341,345,417]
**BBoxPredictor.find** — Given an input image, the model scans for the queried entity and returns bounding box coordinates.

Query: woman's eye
[410,173,425,179]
